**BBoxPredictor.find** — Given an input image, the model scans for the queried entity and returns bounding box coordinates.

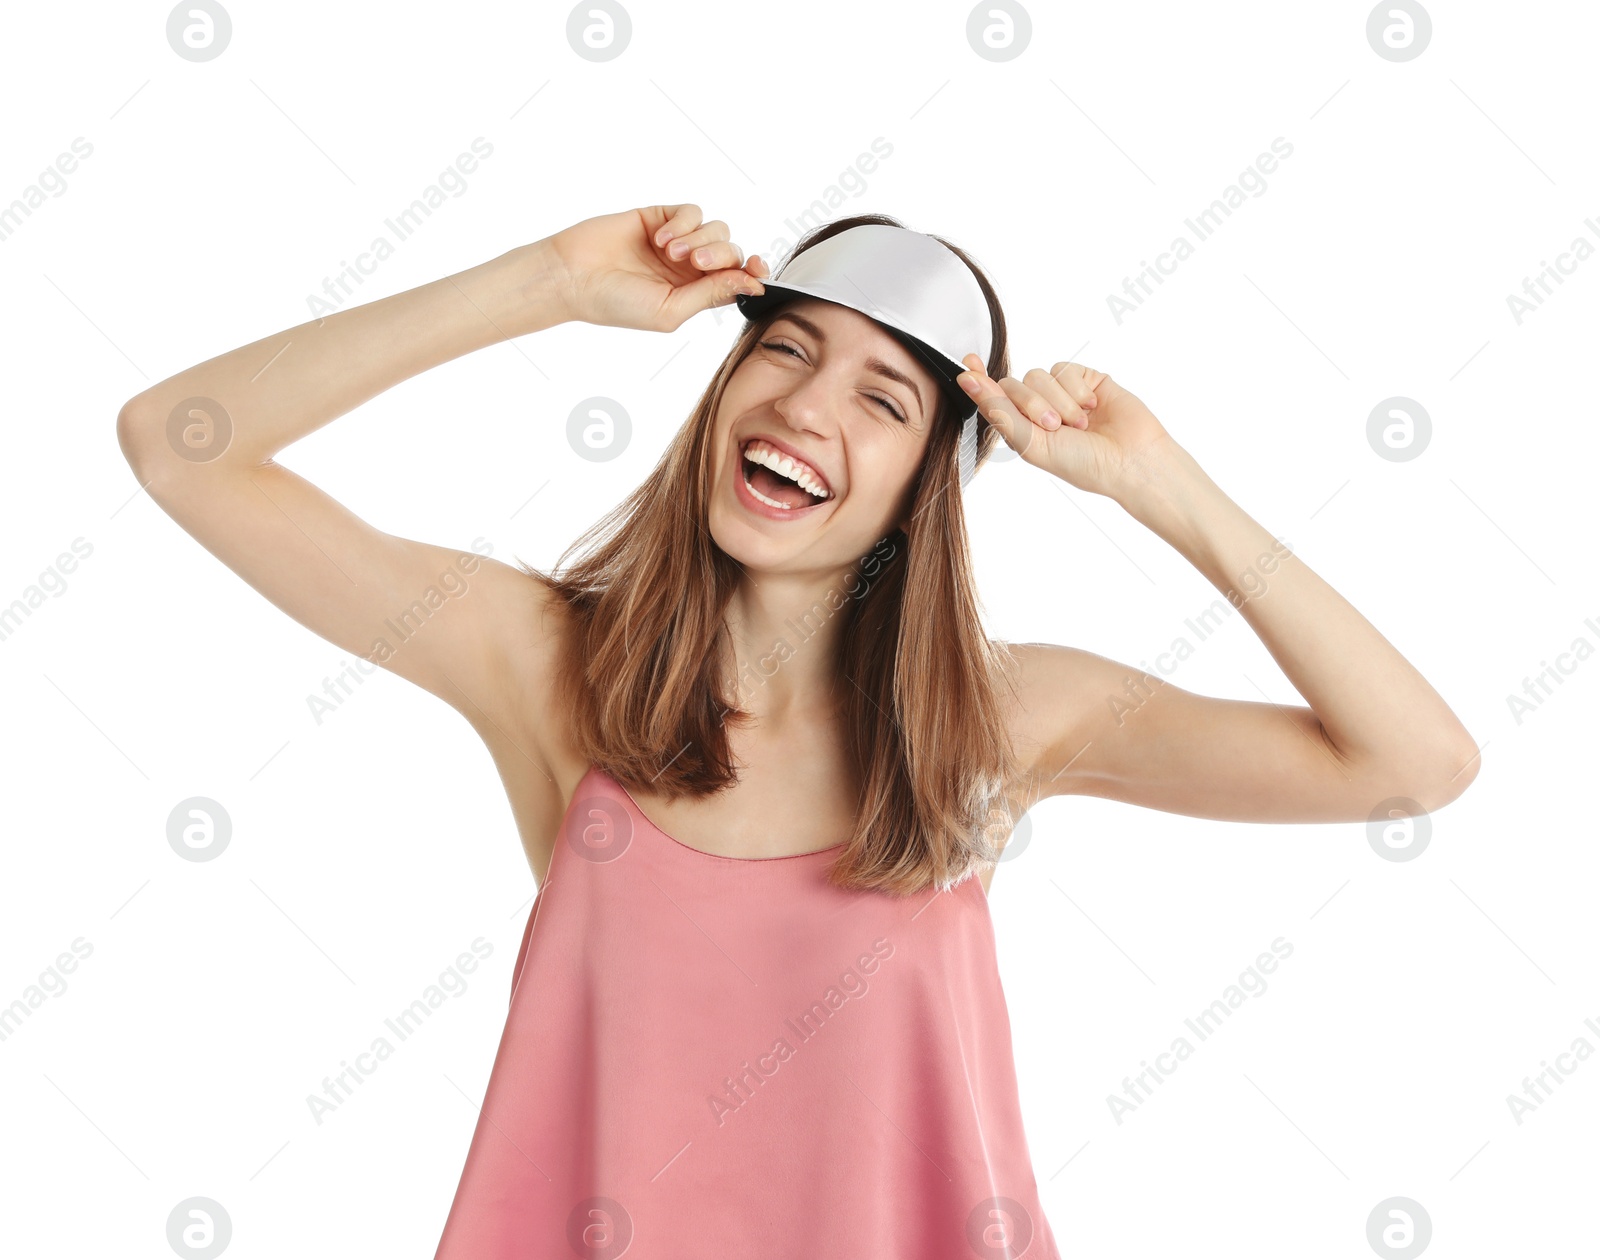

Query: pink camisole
[433,764,1060,1259]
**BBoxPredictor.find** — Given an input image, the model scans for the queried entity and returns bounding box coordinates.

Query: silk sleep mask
[733,223,994,488]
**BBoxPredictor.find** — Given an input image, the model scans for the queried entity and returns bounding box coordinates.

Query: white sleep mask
[734,223,993,488]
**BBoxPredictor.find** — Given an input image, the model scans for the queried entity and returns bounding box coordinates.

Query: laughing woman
[116,204,1479,1257]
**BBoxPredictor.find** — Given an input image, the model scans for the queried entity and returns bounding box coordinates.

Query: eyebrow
[766,311,925,420]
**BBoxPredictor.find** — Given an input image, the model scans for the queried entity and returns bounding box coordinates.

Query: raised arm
[115,205,768,781]
[115,242,574,747]
[960,358,1481,822]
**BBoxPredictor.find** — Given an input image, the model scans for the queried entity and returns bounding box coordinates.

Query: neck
[720,573,853,724]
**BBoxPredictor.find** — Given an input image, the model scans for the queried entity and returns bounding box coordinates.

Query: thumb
[660,268,760,327]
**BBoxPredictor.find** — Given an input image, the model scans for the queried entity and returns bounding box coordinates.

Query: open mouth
[740,438,832,511]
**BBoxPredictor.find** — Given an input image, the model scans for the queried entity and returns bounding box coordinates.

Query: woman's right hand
[539,204,769,332]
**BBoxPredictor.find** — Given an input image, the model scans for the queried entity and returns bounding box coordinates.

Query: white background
[2,1,1596,1256]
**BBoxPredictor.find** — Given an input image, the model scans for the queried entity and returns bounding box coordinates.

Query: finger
[670,237,746,272]
[665,267,764,324]
[653,215,766,280]
[957,357,1040,460]
[998,373,1073,432]
[740,254,769,288]
[963,355,1092,447]
[1050,361,1102,409]
[663,220,731,262]
[652,204,703,248]
[1020,367,1089,429]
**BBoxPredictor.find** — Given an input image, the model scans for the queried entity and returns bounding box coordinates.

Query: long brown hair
[516,213,1024,896]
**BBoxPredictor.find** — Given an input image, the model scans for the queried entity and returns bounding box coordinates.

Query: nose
[770,369,839,438]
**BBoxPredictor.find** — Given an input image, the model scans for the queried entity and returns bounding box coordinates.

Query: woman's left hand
[957,355,1176,502]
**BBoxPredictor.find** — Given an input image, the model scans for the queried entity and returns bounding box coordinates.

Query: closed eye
[758,339,907,422]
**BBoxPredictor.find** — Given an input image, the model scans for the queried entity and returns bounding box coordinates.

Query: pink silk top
[433,764,1060,1259]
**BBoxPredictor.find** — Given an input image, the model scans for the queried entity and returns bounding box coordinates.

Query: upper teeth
[743,440,831,500]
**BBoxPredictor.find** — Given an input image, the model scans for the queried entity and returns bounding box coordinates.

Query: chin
[705,498,784,568]
[710,495,887,579]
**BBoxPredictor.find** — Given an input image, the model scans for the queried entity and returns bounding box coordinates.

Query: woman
[116,204,1480,1258]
